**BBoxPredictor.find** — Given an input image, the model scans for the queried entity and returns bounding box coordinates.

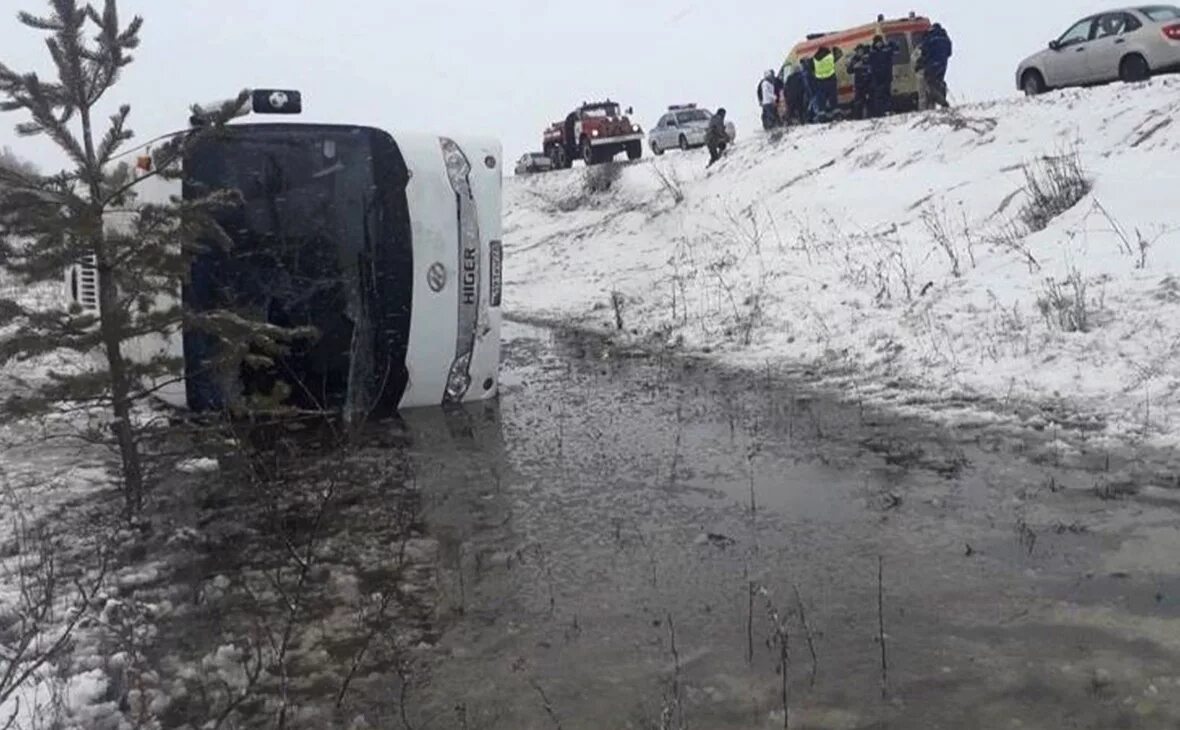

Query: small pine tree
[0,1,296,519]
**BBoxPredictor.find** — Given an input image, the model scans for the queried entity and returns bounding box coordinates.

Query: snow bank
[504,77,1180,448]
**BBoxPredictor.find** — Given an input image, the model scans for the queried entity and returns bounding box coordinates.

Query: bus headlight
[445,352,473,402]
[440,137,473,197]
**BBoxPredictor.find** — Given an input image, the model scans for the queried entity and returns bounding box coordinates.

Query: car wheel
[678,134,689,151]
[581,137,596,166]
[1120,54,1150,83]
[626,141,642,161]
[1022,70,1046,97]
[651,140,664,156]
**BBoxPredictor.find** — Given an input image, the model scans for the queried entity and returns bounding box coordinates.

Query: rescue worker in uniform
[847,44,873,120]
[916,23,953,109]
[811,46,842,122]
[783,62,807,126]
[868,35,899,117]
[706,108,729,167]
[757,70,780,130]
[799,57,817,123]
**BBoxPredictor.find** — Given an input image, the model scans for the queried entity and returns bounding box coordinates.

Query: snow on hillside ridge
[504,78,1180,449]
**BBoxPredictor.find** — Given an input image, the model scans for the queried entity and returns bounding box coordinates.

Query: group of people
[757,22,954,129]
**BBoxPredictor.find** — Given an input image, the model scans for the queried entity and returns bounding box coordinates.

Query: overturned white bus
[66,89,502,414]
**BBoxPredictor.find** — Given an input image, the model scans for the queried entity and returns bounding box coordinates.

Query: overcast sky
[0,0,1135,171]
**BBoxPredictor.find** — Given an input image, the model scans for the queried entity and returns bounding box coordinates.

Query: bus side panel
[396,135,461,408]
[105,171,188,409]
[455,136,502,403]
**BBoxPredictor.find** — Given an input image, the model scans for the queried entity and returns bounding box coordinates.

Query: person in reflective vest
[811,46,842,122]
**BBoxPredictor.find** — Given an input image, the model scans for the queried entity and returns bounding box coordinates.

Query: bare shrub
[610,290,626,331]
[650,163,684,205]
[1088,199,1171,270]
[821,221,918,306]
[921,205,963,278]
[583,162,623,195]
[1019,148,1092,233]
[0,485,108,728]
[666,210,770,345]
[912,109,999,136]
[1036,268,1091,333]
[986,218,1040,273]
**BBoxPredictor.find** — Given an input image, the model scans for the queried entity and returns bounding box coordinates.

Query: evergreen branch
[15,12,65,32]
[96,90,249,210]
[95,103,132,165]
[1,71,87,165]
[0,320,105,363]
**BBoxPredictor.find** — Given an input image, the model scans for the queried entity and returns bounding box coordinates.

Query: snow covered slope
[504,77,1180,448]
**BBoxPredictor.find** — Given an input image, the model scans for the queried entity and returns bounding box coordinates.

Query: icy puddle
[402,323,1180,730]
[12,321,1175,729]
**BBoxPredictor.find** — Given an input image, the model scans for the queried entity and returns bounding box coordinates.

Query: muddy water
[399,323,1180,730]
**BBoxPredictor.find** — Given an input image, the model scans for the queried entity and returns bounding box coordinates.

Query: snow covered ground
[504,77,1180,451]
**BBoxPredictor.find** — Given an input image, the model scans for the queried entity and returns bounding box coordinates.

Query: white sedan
[1017,6,1180,95]
[648,105,736,155]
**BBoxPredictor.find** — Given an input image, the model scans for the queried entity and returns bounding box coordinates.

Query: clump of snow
[175,457,219,474]
[504,78,1180,449]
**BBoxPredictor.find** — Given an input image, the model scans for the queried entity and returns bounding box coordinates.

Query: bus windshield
[183,124,413,416]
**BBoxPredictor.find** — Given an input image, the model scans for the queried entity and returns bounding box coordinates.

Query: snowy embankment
[504,77,1180,450]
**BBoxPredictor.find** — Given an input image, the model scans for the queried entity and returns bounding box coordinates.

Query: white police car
[647,104,736,155]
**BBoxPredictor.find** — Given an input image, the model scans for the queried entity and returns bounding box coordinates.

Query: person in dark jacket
[847,44,873,120]
[706,108,729,167]
[868,35,899,117]
[916,23,952,109]
[783,63,807,125]
[799,57,817,123]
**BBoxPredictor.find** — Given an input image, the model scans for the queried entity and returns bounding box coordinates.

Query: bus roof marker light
[251,89,302,115]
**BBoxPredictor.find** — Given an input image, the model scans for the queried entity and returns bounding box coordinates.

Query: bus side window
[889,32,912,65]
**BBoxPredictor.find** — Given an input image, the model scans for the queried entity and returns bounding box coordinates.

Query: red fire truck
[543,100,644,168]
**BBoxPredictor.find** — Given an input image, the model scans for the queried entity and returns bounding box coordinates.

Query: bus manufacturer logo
[427,262,447,292]
[462,248,478,305]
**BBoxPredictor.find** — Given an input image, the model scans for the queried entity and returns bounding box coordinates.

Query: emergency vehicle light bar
[668,104,697,111]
